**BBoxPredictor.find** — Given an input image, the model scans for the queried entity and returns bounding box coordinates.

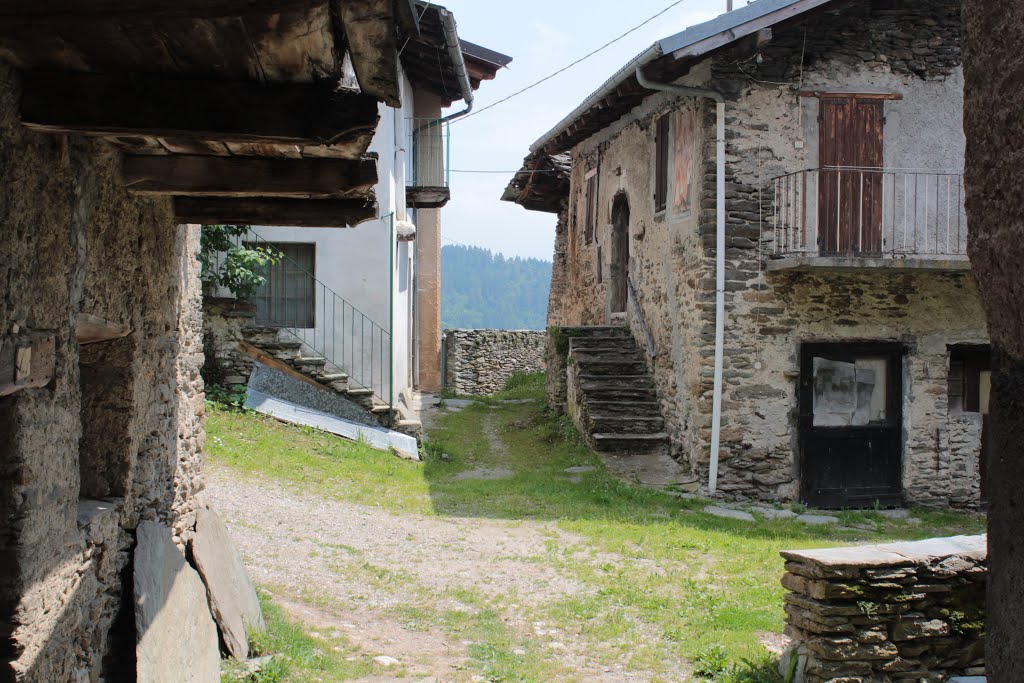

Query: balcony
[766,168,969,273]
[406,118,450,209]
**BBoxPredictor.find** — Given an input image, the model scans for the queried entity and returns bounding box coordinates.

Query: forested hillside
[441,245,551,330]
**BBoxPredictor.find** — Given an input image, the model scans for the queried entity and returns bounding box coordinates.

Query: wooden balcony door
[818,96,884,255]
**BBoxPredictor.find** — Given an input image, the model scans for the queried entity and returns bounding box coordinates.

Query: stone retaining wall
[780,535,986,682]
[202,297,259,385]
[444,329,545,395]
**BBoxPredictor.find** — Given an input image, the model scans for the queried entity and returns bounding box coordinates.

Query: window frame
[654,113,670,213]
[251,241,317,330]
[583,169,598,245]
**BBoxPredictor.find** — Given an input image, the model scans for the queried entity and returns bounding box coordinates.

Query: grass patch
[208,372,985,680]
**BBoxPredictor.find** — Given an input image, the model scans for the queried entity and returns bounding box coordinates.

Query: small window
[949,346,991,414]
[584,172,598,244]
[253,242,316,329]
[654,114,670,212]
[812,356,889,427]
[596,245,603,283]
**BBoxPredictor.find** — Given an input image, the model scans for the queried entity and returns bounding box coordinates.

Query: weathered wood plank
[20,71,380,148]
[123,155,378,199]
[236,341,331,393]
[0,334,56,397]
[76,313,131,345]
[0,0,314,23]
[173,197,378,227]
[335,0,401,107]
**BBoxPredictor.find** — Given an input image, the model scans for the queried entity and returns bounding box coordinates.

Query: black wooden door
[818,97,884,255]
[799,343,903,508]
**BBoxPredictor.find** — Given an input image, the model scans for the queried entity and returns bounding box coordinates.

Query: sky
[434,0,751,261]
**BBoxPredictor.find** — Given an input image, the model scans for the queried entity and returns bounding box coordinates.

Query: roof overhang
[0,0,408,226]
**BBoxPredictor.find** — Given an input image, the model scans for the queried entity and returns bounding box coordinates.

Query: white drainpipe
[635,67,727,495]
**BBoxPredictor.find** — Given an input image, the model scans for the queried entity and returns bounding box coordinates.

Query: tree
[199,224,281,300]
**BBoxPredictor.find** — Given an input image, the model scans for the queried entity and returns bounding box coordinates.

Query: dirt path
[206,468,632,682]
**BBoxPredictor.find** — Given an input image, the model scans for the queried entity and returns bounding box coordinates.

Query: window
[654,114,670,212]
[253,242,316,329]
[949,346,991,414]
[584,171,598,244]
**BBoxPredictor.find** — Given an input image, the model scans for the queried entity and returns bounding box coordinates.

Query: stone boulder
[135,521,220,683]
[191,507,265,660]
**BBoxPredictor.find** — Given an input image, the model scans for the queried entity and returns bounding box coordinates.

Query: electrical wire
[453,0,692,123]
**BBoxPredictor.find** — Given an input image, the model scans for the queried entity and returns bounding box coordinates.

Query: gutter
[634,67,727,496]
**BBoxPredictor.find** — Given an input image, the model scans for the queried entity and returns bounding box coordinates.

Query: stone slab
[191,508,265,660]
[564,465,596,474]
[754,506,798,520]
[796,514,840,525]
[245,388,418,453]
[781,534,987,568]
[704,506,755,522]
[135,521,220,683]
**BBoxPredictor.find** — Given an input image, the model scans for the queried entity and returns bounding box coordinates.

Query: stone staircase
[241,326,395,422]
[564,326,670,455]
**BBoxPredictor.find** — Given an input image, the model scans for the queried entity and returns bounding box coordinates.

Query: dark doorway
[818,96,885,255]
[610,193,630,313]
[800,342,903,508]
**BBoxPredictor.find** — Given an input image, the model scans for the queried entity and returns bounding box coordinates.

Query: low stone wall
[444,329,545,395]
[203,297,259,385]
[780,535,987,683]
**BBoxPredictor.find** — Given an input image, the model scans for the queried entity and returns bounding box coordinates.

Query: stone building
[506,0,988,509]
[0,2,414,680]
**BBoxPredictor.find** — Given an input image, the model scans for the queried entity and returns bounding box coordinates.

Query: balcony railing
[769,168,966,259]
[407,118,449,188]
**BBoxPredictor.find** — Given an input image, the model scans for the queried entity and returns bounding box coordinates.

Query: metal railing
[209,228,392,406]
[769,167,967,258]
[407,118,450,188]
[627,275,657,360]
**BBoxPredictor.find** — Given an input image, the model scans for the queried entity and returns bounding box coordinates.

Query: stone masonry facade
[0,63,206,682]
[548,0,986,506]
[444,329,545,396]
[780,535,986,682]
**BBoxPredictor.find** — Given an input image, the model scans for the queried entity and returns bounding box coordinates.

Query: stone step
[592,432,670,454]
[258,340,303,351]
[589,415,665,434]
[570,347,645,361]
[320,372,349,383]
[572,358,648,376]
[562,326,629,339]
[292,357,327,369]
[583,387,659,402]
[579,374,655,390]
[584,400,663,416]
[568,336,635,351]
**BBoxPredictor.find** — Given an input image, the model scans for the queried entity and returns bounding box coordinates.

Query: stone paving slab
[192,508,265,660]
[135,521,220,683]
[703,506,755,522]
[796,514,840,525]
[782,534,987,567]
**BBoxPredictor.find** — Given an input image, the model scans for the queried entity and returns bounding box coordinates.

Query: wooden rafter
[335,0,401,107]
[173,197,378,227]
[0,0,313,22]
[123,155,378,199]
[76,314,131,345]
[20,71,380,147]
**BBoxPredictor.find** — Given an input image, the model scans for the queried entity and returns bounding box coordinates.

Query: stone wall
[0,63,206,682]
[780,535,986,682]
[555,0,985,506]
[202,297,259,386]
[444,329,545,396]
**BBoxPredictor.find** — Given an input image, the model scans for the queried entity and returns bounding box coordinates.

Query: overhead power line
[454,0,690,123]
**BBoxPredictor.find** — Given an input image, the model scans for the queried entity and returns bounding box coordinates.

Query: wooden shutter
[654,114,669,212]
[584,173,597,244]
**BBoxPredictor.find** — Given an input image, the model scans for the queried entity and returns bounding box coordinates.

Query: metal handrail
[627,275,656,360]
[211,228,392,406]
[768,167,966,258]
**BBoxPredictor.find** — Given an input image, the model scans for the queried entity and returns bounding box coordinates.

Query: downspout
[435,7,474,124]
[635,67,727,495]
[389,212,395,427]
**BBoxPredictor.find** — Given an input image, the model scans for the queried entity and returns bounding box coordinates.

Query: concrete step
[589,415,666,434]
[585,400,663,416]
[592,432,670,454]
[572,358,648,376]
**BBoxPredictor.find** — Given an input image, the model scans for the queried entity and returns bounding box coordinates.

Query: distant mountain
[441,245,551,330]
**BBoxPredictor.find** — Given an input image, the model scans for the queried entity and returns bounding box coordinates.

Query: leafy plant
[206,383,249,412]
[200,224,281,300]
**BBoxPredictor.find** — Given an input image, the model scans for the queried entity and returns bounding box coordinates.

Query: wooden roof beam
[173,197,378,227]
[0,0,313,23]
[123,155,378,199]
[335,0,401,107]
[20,70,380,148]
